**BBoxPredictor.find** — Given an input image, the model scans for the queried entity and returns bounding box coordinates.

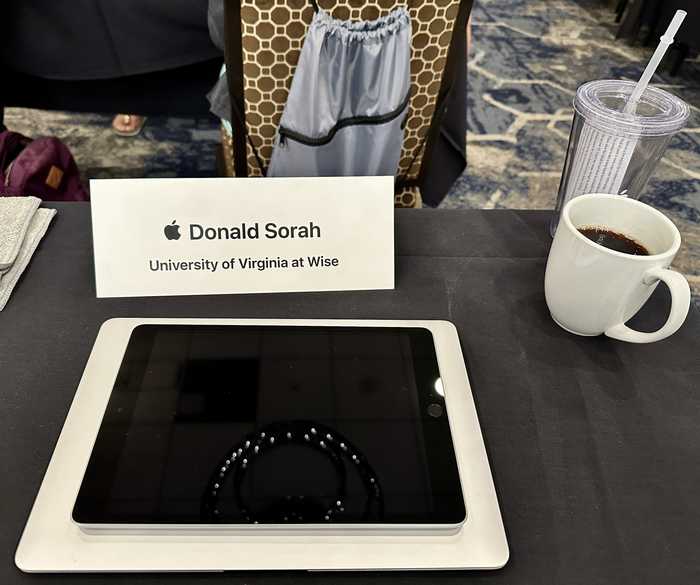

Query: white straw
[624,10,686,115]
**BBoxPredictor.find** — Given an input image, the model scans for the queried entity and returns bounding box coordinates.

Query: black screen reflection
[201,421,383,523]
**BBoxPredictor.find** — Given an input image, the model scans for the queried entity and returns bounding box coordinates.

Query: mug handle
[605,266,691,343]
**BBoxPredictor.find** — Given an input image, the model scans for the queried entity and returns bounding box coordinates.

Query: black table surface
[1,203,699,584]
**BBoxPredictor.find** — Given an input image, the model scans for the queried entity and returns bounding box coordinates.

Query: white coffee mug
[545,193,691,343]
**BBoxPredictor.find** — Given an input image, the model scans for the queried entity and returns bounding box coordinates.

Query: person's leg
[669,43,689,77]
[112,114,146,136]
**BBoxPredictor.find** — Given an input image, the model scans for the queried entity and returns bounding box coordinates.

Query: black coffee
[578,226,650,256]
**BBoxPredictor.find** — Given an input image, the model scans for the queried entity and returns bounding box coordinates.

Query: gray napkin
[0,208,56,311]
[0,196,42,275]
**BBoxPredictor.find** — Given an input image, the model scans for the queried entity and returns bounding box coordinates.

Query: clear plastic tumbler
[550,80,689,236]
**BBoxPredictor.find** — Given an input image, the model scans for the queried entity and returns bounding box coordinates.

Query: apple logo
[164,220,181,240]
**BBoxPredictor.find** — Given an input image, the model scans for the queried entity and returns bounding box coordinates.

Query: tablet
[72,324,465,532]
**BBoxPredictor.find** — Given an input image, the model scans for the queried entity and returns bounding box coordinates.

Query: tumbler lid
[574,79,689,137]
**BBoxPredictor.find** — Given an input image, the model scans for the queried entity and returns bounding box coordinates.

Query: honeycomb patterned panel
[395,185,422,208]
[238,0,461,182]
[220,125,236,177]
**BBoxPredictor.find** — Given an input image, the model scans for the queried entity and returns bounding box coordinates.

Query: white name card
[90,177,394,298]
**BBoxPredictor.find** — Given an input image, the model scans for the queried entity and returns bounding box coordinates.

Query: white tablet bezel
[16,318,508,572]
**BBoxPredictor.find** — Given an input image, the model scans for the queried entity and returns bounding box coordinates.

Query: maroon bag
[0,131,89,201]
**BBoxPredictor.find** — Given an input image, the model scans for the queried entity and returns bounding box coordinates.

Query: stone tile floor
[4,0,699,298]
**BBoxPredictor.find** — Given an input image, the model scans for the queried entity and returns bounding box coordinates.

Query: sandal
[112,114,147,137]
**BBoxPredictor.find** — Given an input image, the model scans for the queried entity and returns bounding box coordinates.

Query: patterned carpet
[4,0,699,296]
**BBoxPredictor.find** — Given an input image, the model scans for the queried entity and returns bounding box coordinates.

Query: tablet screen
[73,325,465,525]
